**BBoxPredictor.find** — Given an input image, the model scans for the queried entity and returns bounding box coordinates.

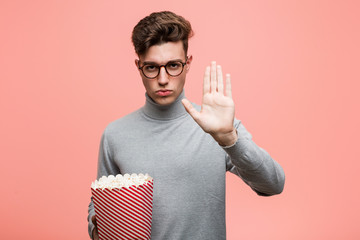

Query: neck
[142,90,187,120]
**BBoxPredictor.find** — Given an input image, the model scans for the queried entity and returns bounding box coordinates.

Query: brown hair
[132,11,193,56]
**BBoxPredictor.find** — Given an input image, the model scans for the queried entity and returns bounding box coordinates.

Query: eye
[144,65,158,72]
[167,62,182,69]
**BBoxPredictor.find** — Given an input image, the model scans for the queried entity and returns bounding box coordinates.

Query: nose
[157,66,169,85]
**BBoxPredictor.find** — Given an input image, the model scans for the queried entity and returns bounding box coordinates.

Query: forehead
[140,41,185,64]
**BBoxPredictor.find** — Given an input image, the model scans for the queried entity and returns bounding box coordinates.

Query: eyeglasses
[138,59,187,79]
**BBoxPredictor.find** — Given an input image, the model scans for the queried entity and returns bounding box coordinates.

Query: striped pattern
[92,180,154,240]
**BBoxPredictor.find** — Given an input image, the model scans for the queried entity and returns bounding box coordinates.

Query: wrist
[212,128,238,147]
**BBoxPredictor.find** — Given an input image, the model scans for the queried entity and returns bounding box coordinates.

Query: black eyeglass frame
[138,58,188,79]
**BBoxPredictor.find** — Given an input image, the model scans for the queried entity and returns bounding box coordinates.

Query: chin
[155,96,176,105]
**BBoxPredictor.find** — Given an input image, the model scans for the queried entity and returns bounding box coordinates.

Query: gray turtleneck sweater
[87,91,285,239]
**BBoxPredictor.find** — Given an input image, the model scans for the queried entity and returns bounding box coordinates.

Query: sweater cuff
[221,138,238,149]
[220,130,239,149]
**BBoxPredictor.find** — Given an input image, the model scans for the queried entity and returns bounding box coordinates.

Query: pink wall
[1,0,359,239]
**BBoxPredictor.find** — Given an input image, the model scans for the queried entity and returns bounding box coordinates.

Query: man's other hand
[92,215,99,240]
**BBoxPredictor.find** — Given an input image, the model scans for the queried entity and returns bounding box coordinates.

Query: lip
[156,89,173,96]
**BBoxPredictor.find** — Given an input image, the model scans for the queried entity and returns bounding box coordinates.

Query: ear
[185,55,193,72]
[135,59,140,70]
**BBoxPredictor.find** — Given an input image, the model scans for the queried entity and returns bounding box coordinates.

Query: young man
[88,11,285,240]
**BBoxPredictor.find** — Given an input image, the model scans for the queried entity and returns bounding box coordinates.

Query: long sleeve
[224,120,285,196]
[87,130,121,239]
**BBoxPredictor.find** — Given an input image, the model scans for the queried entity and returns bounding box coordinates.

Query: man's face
[135,41,192,105]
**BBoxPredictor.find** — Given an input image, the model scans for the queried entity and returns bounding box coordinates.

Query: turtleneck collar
[142,90,188,120]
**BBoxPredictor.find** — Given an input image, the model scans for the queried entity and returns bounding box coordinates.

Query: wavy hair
[132,11,193,56]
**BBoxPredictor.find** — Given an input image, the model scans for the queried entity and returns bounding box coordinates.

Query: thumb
[181,99,201,122]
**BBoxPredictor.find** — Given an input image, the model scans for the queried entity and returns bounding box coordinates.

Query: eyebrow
[142,59,184,65]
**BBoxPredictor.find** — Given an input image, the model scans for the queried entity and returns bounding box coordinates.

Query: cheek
[178,74,186,86]
[141,78,150,87]
[142,78,156,92]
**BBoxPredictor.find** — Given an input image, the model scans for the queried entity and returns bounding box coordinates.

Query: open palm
[182,61,236,145]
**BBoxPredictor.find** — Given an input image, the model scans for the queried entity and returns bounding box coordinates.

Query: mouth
[156,89,173,97]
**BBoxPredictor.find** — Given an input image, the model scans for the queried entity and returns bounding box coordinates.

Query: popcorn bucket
[91,179,154,240]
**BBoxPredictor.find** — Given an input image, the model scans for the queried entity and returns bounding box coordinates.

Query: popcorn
[91,173,153,190]
[91,173,154,240]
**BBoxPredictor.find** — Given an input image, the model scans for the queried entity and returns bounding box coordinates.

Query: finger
[225,74,232,98]
[217,65,224,94]
[182,98,201,122]
[92,215,97,225]
[210,61,217,93]
[93,228,99,240]
[203,66,210,94]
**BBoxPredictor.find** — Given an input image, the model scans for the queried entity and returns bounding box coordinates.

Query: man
[88,11,285,240]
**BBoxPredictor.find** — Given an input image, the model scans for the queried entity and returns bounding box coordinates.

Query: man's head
[132,11,193,105]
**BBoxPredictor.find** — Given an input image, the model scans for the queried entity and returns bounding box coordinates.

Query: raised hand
[182,61,237,146]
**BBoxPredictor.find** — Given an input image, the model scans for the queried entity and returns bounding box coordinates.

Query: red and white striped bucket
[91,179,154,240]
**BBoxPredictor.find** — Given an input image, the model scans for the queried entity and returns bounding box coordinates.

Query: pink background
[1,0,359,239]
